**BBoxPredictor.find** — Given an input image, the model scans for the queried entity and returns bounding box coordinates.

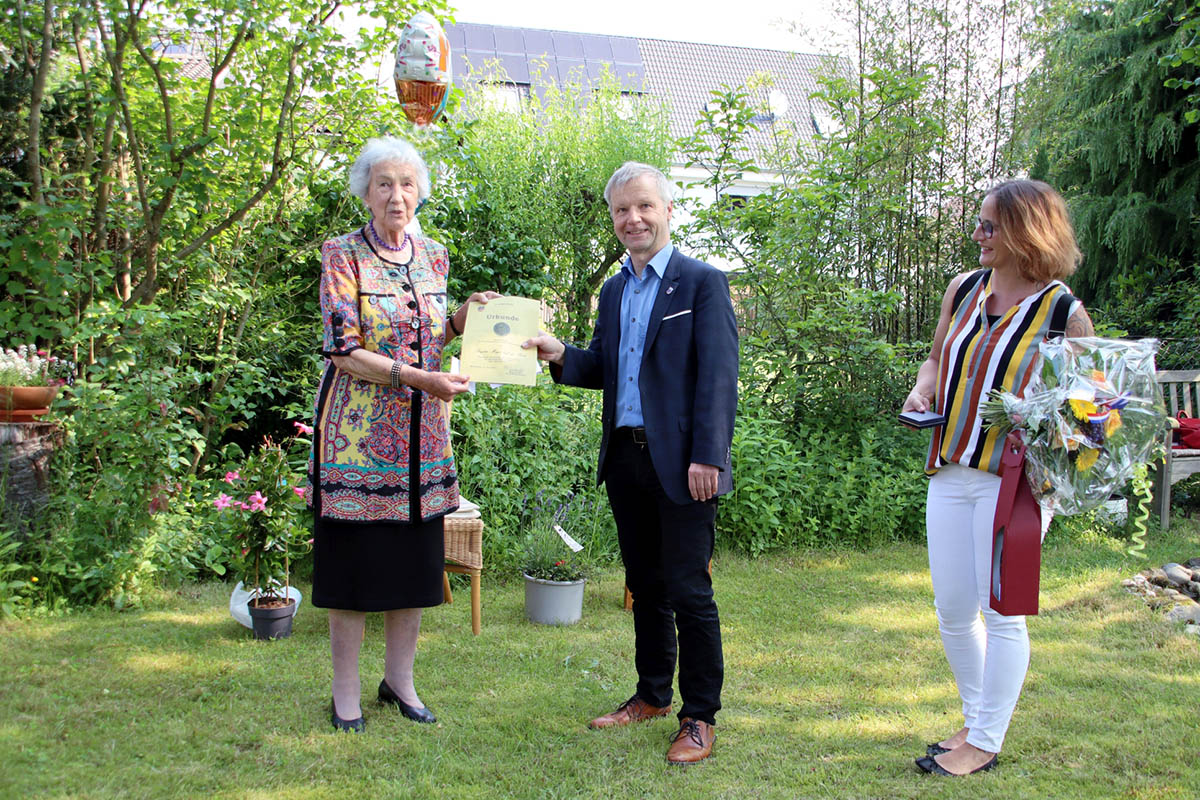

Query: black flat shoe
[915,753,998,776]
[926,742,951,756]
[330,699,365,733]
[378,679,436,724]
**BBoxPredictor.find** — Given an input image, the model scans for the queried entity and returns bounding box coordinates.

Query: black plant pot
[247,598,296,640]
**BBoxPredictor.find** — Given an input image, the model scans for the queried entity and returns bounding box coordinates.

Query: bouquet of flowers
[982,336,1166,517]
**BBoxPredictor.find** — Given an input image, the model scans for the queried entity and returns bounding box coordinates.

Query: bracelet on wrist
[390,359,404,389]
[448,308,463,337]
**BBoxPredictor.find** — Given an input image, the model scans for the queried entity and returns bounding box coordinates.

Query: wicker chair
[443,498,484,634]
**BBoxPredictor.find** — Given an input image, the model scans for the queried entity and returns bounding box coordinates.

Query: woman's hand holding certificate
[459,296,542,386]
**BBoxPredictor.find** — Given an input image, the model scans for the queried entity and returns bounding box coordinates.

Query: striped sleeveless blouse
[926,269,1078,475]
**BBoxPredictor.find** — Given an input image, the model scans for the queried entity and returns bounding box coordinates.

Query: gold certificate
[459,296,541,386]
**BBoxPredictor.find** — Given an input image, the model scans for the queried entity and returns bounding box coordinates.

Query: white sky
[442,0,852,54]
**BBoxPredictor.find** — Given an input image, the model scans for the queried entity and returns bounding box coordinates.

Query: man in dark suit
[524,162,738,764]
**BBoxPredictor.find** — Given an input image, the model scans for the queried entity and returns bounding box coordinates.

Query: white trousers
[926,463,1048,753]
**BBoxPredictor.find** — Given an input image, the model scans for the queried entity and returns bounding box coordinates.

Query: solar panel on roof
[610,39,641,62]
[494,27,524,54]
[465,27,494,49]
[523,29,553,55]
[494,54,527,82]
[581,35,613,60]
[551,32,584,58]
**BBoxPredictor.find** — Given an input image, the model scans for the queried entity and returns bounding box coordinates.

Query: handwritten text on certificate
[459,296,541,386]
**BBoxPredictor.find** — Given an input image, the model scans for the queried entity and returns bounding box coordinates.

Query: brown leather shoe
[588,694,672,729]
[666,717,715,764]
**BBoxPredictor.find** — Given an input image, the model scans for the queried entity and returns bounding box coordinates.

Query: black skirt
[311,516,445,611]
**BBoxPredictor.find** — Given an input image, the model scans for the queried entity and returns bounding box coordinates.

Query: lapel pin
[666,286,675,295]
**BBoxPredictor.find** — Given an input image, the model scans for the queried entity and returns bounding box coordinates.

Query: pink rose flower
[293,421,314,435]
[293,487,306,497]
[223,471,240,484]
[214,494,233,510]
[247,491,267,512]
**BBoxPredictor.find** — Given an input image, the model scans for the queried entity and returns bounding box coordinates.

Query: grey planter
[523,574,585,625]
[247,598,296,640]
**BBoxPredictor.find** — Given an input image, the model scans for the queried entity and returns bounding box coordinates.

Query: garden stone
[1144,568,1170,587]
[1185,625,1200,637]
[1165,605,1200,624]
[1185,557,1200,568]
[1161,563,1192,586]
[1186,581,1200,600]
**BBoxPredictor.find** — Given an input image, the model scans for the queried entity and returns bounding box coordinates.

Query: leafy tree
[1020,0,1200,305]
[424,65,674,341]
[0,0,446,606]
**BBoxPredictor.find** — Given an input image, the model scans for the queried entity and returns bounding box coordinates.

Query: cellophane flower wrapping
[984,337,1166,516]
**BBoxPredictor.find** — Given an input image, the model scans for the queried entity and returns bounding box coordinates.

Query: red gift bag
[1174,412,1200,449]
[989,432,1043,616]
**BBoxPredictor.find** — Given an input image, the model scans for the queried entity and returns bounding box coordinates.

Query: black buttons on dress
[407,301,416,309]
[334,337,345,347]
[401,283,412,291]
[332,313,344,325]
[408,341,419,351]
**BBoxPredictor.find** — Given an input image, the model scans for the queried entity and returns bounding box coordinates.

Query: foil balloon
[393,11,451,126]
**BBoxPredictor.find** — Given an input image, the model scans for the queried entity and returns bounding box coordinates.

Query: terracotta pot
[0,385,59,411]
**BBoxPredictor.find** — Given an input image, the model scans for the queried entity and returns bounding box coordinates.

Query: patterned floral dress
[307,228,459,610]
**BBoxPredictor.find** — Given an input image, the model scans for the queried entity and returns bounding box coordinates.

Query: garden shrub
[718,405,929,553]
[449,379,620,578]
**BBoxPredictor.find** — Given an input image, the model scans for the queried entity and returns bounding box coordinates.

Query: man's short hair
[604,162,673,207]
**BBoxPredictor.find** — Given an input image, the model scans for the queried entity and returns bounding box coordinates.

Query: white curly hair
[348,136,431,202]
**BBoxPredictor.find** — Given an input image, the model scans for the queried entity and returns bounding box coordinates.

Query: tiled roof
[446,22,842,160]
[639,37,834,153]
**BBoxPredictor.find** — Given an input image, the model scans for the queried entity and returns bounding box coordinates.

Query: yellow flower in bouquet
[1069,398,1098,421]
[1074,446,1100,472]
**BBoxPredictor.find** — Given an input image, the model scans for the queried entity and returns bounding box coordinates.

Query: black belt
[615,426,647,445]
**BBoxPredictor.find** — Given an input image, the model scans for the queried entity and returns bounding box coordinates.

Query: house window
[480,82,529,113]
[720,193,750,210]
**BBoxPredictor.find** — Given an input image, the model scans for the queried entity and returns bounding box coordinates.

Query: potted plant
[521,494,593,625]
[208,425,313,639]
[0,344,74,422]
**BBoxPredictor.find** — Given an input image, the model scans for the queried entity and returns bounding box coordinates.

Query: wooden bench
[1152,369,1200,530]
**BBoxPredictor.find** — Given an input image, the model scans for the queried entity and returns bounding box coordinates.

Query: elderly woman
[902,179,1094,775]
[308,136,495,732]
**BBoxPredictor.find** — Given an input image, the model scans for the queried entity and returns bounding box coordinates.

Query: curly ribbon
[1126,461,1151,559]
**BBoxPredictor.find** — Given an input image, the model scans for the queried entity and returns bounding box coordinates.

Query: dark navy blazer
[554,248,739,506]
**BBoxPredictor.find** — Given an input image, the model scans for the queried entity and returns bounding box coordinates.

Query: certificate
[458,296,541,386]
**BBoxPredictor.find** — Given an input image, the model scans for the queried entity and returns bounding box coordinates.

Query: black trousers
[604,428,723,725]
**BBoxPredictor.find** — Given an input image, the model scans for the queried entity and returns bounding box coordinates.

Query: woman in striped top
[902,180,1094,776]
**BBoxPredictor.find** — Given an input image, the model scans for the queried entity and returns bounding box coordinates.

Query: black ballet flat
[330,699,365,733]
[915,753,998,776]
[378,679,436,724]
[925,742,951,756]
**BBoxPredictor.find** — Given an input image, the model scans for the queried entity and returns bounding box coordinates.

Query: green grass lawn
[3,523,1198,800]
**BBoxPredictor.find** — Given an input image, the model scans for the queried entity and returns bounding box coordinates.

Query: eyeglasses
[971,217,996,239]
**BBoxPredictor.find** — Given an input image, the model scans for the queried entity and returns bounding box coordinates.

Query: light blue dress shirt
[615,244,673,428]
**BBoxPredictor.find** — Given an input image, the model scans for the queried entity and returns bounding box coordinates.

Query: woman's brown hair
[987,179,1082,283]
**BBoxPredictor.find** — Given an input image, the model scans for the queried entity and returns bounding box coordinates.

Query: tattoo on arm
[1065,309,1095,338]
